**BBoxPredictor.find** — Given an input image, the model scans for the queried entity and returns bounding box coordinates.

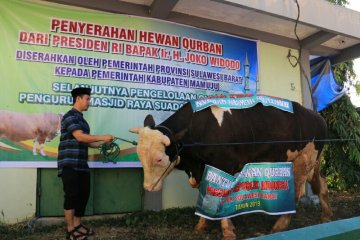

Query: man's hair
[71,87,91,104]
[72,94,87,104]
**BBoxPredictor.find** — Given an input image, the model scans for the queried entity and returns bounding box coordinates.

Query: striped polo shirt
[57,108,90,176]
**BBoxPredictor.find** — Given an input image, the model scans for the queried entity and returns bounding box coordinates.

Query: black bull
[130,101,332,238]
[146,101,325,182]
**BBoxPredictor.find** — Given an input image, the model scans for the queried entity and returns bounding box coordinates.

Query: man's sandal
[74,224,95,236]
[66,228,88,240]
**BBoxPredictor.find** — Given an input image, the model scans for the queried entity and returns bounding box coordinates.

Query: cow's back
[179,102,326,175]
[0,110,60,142]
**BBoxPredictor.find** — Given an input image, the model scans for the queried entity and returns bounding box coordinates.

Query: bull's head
[44,112,64,142]
[130,115,182,191]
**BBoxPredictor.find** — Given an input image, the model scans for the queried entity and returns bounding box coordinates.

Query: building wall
[162,170,199,209]
[0,169,37,224]
[0,43,301,223]
[258,42,301,103]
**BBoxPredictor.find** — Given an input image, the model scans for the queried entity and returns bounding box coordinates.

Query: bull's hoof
[222,228,236,240]
[194,217,208,234]
[222,237,236,240]
[320,217,332,223]
[32,152,38,155]
[270,225,287,233]
[252,232,265,237]
[221,234,236,240]
[194,225,207,234]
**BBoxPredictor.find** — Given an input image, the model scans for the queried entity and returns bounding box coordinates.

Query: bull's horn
[162,135,171,146]
[129,128,140,134]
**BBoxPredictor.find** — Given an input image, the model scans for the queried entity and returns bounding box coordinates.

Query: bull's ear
[174,128,188,141]
[129,128,140,134]
[144,114,155,128]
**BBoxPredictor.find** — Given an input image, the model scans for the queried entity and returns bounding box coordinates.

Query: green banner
[196,163,295,220]
[0,0,258,167]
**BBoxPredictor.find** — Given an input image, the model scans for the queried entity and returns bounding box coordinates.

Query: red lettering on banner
[51,35,108,52]
[260,193,278,200]
[233,181,259,192]
[182,37,222,55]
[206,186,231,197]
[19,31,49,46]
[110,42,123,54]
[50,18,136,42]
[209,56,240,70]
[184,52,207,65]
[125,44,160,58]
[50,18,61,32]
[138,30,180,48]
[261,181,289,190]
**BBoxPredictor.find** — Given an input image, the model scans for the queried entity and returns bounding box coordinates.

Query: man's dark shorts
[61,167,90,217]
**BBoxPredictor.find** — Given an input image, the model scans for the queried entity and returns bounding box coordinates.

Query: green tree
[320,0,360,190]
[320,96,360,190]
[327,0,348,6]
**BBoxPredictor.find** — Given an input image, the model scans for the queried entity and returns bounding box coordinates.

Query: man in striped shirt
[58,87,113,240]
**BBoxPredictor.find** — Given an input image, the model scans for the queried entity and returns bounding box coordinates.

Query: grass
[1,191,360,240]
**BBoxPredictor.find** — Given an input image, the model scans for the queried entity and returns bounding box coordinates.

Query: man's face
[77,94,91,111]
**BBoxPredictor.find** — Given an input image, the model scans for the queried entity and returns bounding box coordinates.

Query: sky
[345,0,360,107]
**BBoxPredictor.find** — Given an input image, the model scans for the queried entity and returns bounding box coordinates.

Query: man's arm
[72,130,113,144]
[88,141,103,148]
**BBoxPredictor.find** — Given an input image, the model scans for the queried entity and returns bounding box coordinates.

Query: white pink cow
[0,110,62,156]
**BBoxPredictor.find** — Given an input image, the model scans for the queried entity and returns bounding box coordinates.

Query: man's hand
[103,134,114,143]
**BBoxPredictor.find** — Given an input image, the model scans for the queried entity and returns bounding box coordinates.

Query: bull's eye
[157,159,162,163]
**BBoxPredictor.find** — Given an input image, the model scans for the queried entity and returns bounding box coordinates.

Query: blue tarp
[310,58,345,112]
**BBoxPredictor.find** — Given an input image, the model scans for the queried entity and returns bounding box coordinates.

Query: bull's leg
[272,172,306,233]
[220,218,236,240]
[271,162,306,233]
[40,143,46,156]
[194,217,208,234]
[270,214,292,233]
[32,140,38,155]
[309,159,333,222]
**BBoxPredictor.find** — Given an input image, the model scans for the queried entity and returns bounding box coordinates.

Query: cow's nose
[144,181,162,192]
[143,183,153,192]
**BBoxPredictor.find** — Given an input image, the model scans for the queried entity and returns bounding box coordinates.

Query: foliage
[326,0,349,6]
[320,95,360,190]
[356,84,360,94]
[333,60,359,95]
[333,61,356,86]
[328,0,360,97]
[319,0,360,190]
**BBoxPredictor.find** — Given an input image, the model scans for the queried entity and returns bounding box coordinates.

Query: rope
[99,141,120,163]
[287,0,316,111]
[99,137,137,163]
[99,133,358,163]
[114,137,137,146]
[151,158,177,191]
[182,138,359,147]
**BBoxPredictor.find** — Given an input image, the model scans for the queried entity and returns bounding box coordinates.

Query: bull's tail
[309,151,333,222]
